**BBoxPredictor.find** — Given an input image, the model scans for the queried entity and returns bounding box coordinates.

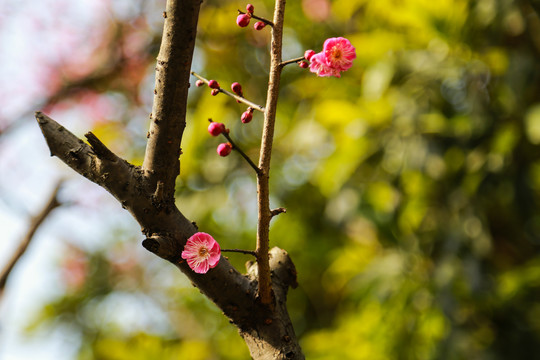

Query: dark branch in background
[191,71,265,113]
[0,181,63,298]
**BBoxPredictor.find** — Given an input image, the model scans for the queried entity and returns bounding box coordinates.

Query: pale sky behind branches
[0,1,146,358]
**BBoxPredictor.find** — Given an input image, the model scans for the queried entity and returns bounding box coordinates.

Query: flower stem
[191,72,265,113]
[280,56,306,68]
[238,10,274,27]
[221,248,257,256]
[220,126,262,175]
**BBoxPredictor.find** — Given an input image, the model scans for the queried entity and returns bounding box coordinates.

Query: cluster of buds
[196,75,258,158]
[184,8,356,276]
[236,4,267,31]
[208,79,220,95]
[196,78,222,96]
[208,121,233,157]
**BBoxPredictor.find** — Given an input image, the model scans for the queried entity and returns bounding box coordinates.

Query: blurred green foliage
[30,0,540,358]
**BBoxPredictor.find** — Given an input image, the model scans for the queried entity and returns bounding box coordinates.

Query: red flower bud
[231,82,243,95]
[208,122,226,136]
[211,89,219,96]
[217,142,233,156]
[195,80,204,87]
[236,14,251,27]
[304,49,316,61]
[298,61,308,68]
[241,108,254,123]
[208,79,220,89]
[253,21,266,30]
[246,4,254,13]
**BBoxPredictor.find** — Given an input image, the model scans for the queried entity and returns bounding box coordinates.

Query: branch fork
[34,0,304,358]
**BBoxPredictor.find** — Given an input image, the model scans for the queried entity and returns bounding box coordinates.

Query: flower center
[331,46,343,60]
[198,246,209,258]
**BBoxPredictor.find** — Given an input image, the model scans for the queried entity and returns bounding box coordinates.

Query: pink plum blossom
[307,37,356,78]
[181,232,221,274]
[323,37,356,72]
[308,52,341,78]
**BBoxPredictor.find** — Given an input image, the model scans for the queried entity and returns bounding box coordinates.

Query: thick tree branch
[35,112,137,202]
[244,247,303,359]
[142,0,202,200]
[35,112,303,358]
[0,181,62,297]
[35,0,304,357]
[256,0,286,306]
[35,111,251,310]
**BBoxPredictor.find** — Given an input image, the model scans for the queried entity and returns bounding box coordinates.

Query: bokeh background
[1,0,540,358]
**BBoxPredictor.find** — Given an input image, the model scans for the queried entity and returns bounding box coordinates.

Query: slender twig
[255,0,286,307]
[271,207,287,217]
[221,129,262,175]
[237,10,274,27]
[191,72,265,113]
[0,181,63,297]
[280,56,306,68]
[222,248,257,256]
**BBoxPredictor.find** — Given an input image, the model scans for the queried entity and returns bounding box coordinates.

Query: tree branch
[142,0,202,200]
[35,0,304,357]
[35,111,305,357]
[220,127,262,174]
[256,0,287,306]
[0,181,63,297]
[280,56,306,67]
[35,111,255,320]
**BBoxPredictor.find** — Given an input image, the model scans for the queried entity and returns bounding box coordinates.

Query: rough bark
[35,0,304,358]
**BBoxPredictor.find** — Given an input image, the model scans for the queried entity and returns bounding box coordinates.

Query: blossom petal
[181,232,221,274]
[309,52,334,77]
